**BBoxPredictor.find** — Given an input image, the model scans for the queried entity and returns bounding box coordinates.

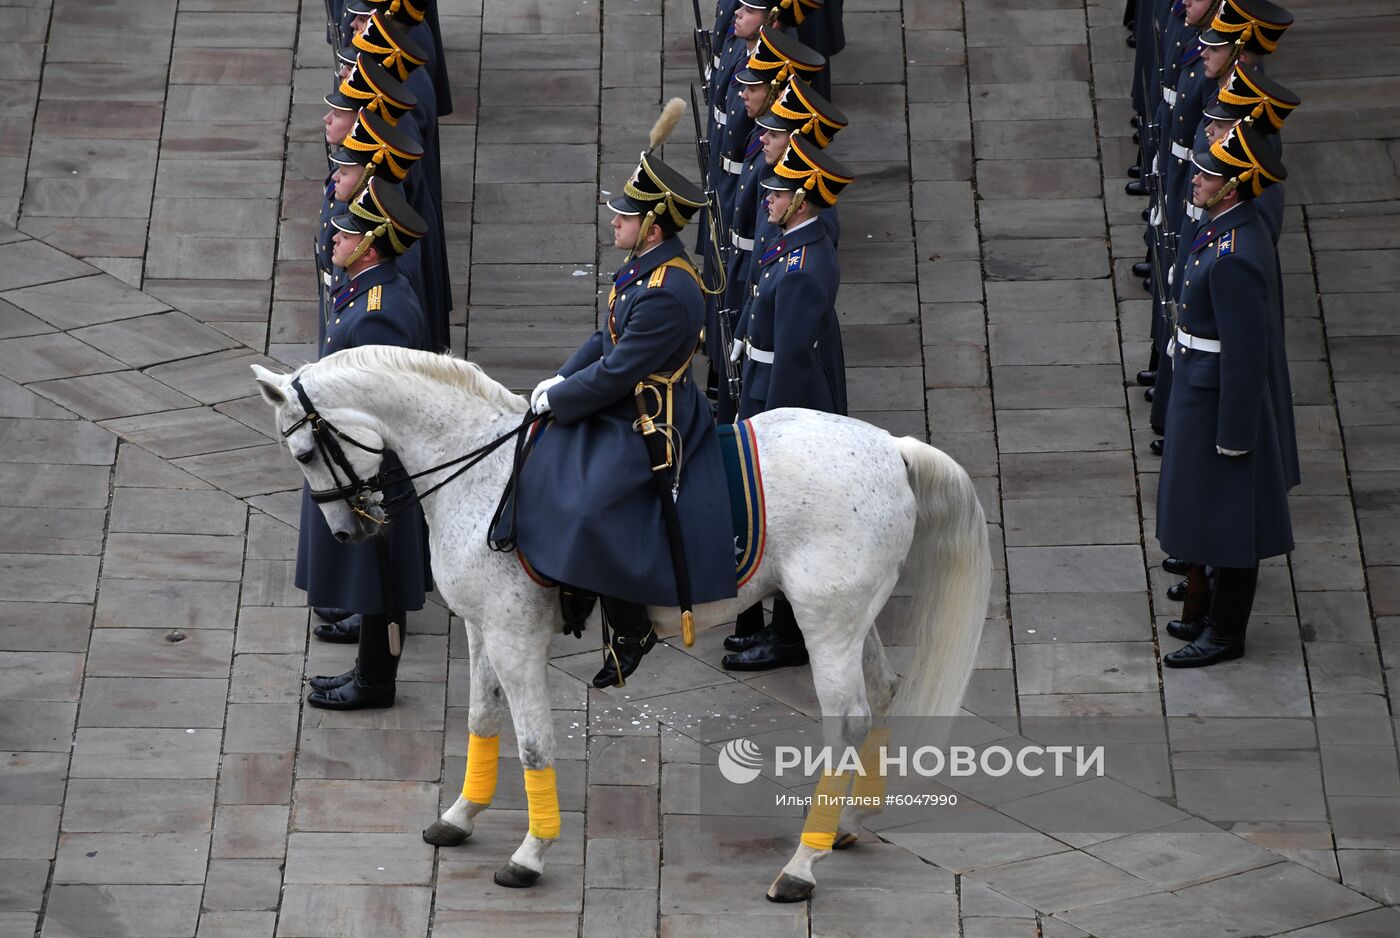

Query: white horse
[252,346,990,901]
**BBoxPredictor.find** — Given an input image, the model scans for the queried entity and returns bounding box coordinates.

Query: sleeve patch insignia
[1217,231,1235,257]
[367,284,383,311]
[786,247,806,271]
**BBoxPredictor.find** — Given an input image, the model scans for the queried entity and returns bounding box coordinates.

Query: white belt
[1150,204,1162,228]
[1176,327,1221,354]
[1167,264,1174,287]
[713,106,727,126]
[721,156,744,175]
[321,271,332,286]
[1162,86,1178,107]
[743,340,774,364]
[712,54,721,70]
[1171,142,1193,161]
[731,231,754,251]
[1186,203,1205,220]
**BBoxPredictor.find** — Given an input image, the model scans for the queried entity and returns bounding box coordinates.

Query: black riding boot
[592,597,657,689]
[308,612,401,708]
[1164,566,1256,668]
[722,597,808,671]
[724,603,769,652]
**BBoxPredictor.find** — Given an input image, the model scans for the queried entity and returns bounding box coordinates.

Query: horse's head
[252,362,388,543]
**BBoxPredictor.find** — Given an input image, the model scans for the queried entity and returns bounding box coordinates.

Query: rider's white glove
[531,375,565,414]
[729,340,743,364]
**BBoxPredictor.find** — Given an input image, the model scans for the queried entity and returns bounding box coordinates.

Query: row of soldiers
[294,0,454,710]
[1125,0,1300,668]
[694,1,854,672]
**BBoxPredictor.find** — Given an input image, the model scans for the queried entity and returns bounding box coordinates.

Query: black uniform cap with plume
[607,97,708,249]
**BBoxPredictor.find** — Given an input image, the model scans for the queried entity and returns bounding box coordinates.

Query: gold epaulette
[367,284,383,311]
[648,267,668,288]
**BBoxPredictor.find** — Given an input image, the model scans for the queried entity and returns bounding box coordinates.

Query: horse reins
[283,375,540,527]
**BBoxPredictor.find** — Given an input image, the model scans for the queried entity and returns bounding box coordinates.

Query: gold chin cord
[779,187,807,226]
[1204,173,1245,209]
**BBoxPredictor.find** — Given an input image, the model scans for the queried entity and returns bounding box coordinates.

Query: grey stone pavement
[2,0,1399,935]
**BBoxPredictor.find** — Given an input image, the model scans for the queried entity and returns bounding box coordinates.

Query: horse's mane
[311,346,526,413]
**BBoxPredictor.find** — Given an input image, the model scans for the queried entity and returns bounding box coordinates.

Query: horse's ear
[251,364,288,408]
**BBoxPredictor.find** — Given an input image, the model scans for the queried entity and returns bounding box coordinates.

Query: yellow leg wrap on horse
[801,771,850,851]
[851,727,891,802]
[462,734,500,805]
[523,766,561,839]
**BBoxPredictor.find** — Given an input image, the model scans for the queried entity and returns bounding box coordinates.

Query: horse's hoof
[422,820,471,847]
[832,831,859,850]
[494,861,542,888]
[766,872,815,903]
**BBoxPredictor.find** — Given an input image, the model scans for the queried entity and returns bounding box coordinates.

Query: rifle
[691,0,714,105]
[689,85,741,403]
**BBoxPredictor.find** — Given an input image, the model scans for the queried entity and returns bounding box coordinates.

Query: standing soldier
[495,144,737,689]
[297,178,435,708]
[722,136,853,671]
[1156,124,1291,668]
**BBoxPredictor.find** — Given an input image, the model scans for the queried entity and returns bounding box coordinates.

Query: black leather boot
[1144,387,1155,403]
[308,667,354,691]
[308,613,400,709]
[1162,557,1190,575]
[722,599,808,672]
[313,614,361,643]
[1166,579,1189,602]
[314,607,352,623]
[592,597,656,688]
[1149,438,1163,455]
[1125,178,1148,197]
[1163,618,1244,667]
[1166,617,1205,641]
[724,603,768,652]
[1136,370,1157,387]
[1132,261,1151,277]
[1127,164,1142,179]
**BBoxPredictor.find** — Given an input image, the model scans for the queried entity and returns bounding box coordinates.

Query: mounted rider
[494,123,737,689]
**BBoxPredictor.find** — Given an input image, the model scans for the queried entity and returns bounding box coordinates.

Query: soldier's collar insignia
[613,263,643,288]
[333,280,360,310]
[761,239,787,265]
[1217,231,1235,257]
[786,246,806,271]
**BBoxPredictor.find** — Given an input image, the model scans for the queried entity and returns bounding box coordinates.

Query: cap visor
[1192,150,1225,175]
[1198,29,1231,46]
[760,172,797,192]
[344,0,376,15]
[325,90,354,110]
[734,68,765,85]
[756,113,799,133]
[606,195,644,215]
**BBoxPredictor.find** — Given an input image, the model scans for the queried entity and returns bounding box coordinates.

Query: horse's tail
[889,436,992,717]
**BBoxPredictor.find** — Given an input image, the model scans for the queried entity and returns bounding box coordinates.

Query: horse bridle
[281,375,538,528]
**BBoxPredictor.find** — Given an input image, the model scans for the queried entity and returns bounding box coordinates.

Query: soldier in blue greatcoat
[497,152,736,689]
[1156,124,1292,669]
[296,178,434,708]
[721,136,852,671]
